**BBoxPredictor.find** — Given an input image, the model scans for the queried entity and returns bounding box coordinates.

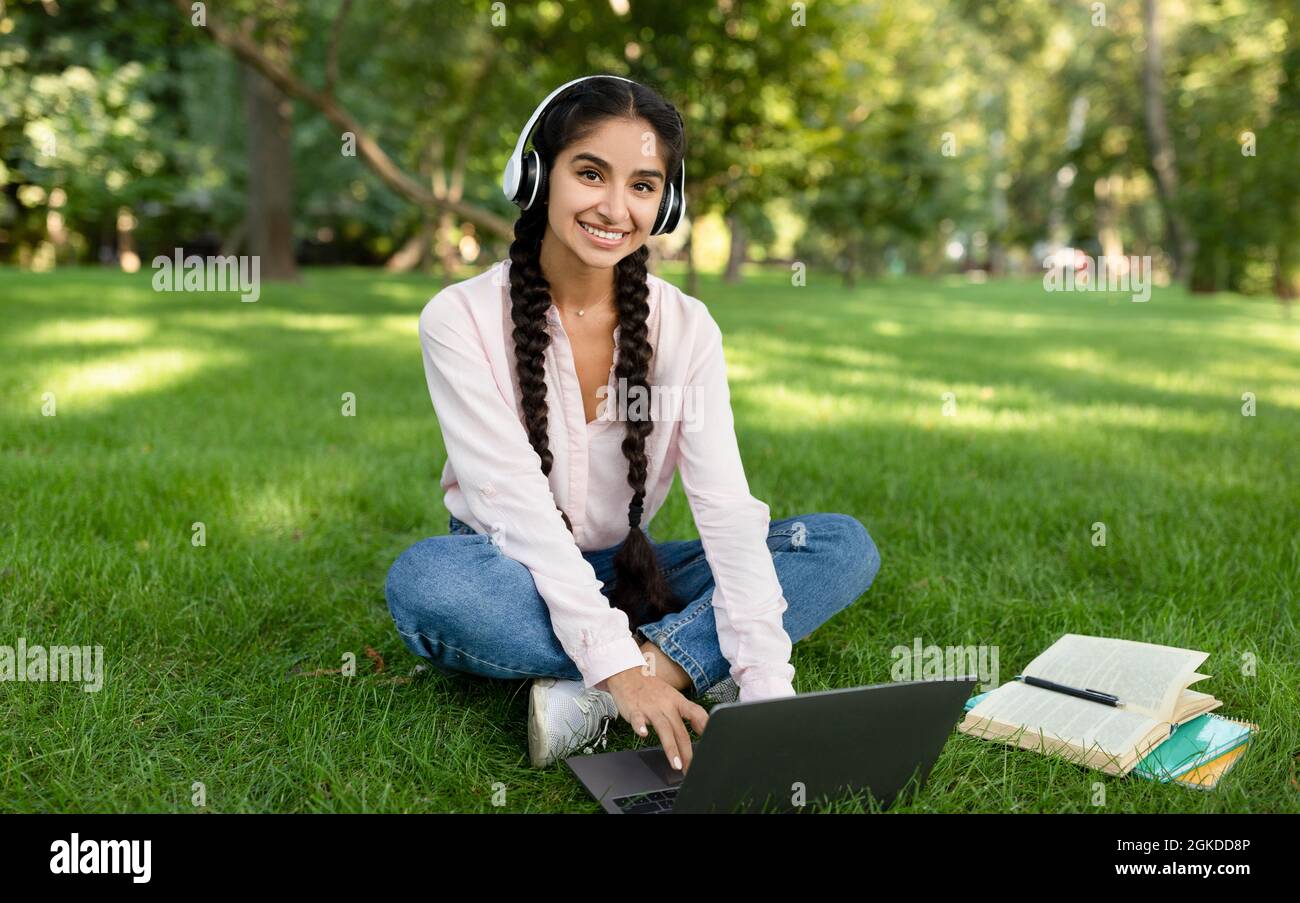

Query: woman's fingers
[644,711,677,769]
[616,678,709,774]
[681,699,709,736]
[667,708,695,773]
[646,709,690,774]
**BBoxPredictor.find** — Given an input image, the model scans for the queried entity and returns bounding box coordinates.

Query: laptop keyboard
[612,786,679,814]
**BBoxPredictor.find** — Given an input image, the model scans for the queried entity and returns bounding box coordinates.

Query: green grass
[1,263,1296,813]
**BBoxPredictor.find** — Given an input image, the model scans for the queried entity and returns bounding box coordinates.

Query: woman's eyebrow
[571,151,664,181]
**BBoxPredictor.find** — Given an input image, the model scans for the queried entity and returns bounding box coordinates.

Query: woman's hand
[603,667,710,775]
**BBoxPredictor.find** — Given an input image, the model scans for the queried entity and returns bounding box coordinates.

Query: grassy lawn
[1,263,1296,813]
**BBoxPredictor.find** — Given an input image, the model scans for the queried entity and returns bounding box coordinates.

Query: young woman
[384,75,880,777]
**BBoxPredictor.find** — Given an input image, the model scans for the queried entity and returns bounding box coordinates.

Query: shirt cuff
[737,670,798,704]
[576,632,648,692]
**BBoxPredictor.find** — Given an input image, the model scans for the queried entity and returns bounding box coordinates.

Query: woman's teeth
[579,222,627,241]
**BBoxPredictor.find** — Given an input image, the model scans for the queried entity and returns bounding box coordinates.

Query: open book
[957,635,1222,776]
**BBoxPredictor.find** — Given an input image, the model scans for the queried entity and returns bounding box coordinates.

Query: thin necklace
[573,289,615,318]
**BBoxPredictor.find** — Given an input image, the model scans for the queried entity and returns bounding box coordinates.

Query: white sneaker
[528,677,620,768]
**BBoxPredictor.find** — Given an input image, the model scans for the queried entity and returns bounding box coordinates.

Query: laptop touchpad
[637,749,686,785]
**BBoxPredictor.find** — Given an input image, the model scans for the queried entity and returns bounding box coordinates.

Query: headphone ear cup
[668,160,686,232]
[517,150,540,209]
[665,187,684,233]
[650,184,671,236]
[652,181,683,235]
[536,157,549,207]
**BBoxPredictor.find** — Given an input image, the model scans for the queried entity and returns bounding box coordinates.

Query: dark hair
[507,76,687,632]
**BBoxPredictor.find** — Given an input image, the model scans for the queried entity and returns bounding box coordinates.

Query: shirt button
[480,483,497,497]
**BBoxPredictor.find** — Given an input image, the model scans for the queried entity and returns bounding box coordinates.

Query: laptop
[565,677,980,814]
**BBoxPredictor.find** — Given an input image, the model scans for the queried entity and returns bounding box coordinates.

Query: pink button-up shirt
[417,257,796,703]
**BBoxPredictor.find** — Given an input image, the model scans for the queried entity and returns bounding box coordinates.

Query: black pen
[1016,675,1123,707]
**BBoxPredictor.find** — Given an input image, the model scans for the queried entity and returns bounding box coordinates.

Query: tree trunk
[1189,241,1223,293]
[385,221,433,273]
[1276,238,1298,314]
[724,210,746,283]
[221,219,247,257]
[1269,2,1299,310]
[429,130,463,281]
[840,244,857,289]
[1142,0,1193,283]
[1048,94,1090,250]
[240,60,298,280]
[116,206,138,272]
[436,211,462,280]
[989,126,1007,276]
[46,205,69,267]
[685,227,698,297]
[1094,174,1125,264]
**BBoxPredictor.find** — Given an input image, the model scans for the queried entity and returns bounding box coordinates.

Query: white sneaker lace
[573,691,615,752]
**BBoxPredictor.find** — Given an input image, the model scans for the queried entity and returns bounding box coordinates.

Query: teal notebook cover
[1130,713,1253,781]
[961,690,1253,781]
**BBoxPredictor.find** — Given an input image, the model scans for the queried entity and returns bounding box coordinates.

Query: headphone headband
[501,74,686,236]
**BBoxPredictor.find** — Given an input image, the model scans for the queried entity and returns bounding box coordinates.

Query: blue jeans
[384,512,881,698]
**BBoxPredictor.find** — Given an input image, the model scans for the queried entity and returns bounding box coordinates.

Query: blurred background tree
[1,0,1295,301]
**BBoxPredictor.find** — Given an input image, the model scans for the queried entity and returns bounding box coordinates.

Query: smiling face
[542,116,670,269]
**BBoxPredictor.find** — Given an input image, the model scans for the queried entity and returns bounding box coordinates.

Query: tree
[170,0,513,241]
[1142,0,1193,281]
[238,6,298,279]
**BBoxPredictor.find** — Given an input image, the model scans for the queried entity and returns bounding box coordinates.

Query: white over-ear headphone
[501,74,686,236]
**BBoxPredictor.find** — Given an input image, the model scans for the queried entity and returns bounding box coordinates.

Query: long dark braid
[605,245,685,629]
[505,77,686,632]
[508,210,571,529]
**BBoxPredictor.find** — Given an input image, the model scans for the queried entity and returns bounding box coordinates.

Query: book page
[1173,688,1222,722]
[1022,634,1208,721]
[967,680,1157,759]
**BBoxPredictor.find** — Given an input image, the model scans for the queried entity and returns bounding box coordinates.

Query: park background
[1,0,1297,812]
